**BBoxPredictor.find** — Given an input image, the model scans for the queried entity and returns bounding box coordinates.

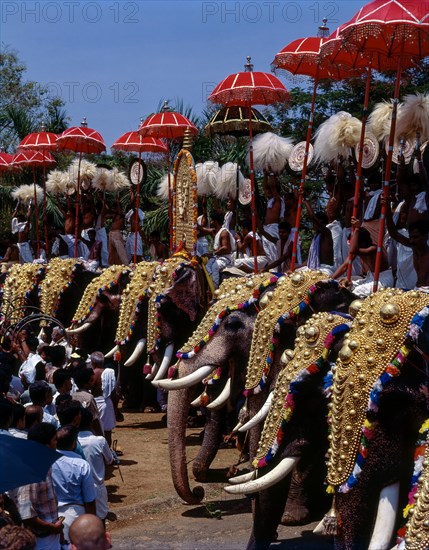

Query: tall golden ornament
[245,270,328,392]
[115,261,158,345]
[172,128,198,252]
[254,312,349,467]
[40,258,82,318]
[2,264,44,324]
[327,289,429,487]
[71,265,131,327]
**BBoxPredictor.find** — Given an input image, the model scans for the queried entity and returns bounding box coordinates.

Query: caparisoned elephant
[323,289,429,550]
[225,312,352,550]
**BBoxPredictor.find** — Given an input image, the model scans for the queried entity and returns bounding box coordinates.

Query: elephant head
[66,264,132,353]
[1,263,46,324]
[160,273,276,504]
[224,312,352,550]
[323,289,429,550]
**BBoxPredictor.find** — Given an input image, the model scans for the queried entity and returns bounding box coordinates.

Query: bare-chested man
[107,203,128,266]
[235,220,268,273]
[205,212,236,288]
[260,172,284,264]
[11,203,33,263]
[304,200,334,275]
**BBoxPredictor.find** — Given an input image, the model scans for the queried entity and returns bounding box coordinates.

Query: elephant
[158,270,357,505]
[321,288,429,550]
[224,311,352,550]
[66,264,132,354]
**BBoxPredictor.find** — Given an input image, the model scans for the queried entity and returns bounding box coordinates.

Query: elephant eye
[225,316,244,332]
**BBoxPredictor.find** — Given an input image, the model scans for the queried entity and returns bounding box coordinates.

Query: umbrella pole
[134,152,142,264]
[346,67,372,282]
[167,142,174,253]
[32,167,40,258]
[42,160,49,260]
[248,105,258,274]
[290,77,319,272]
[74,152,82,258]
[372,58,402,292]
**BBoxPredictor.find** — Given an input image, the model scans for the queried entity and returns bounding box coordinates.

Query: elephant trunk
[167,385,204,504]
[368,482,400,550]
[192,407,224,482]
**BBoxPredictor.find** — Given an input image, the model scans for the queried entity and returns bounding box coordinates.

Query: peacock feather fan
[247,132,294,174]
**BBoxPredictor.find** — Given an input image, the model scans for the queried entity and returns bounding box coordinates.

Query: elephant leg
[281,450,329,525]
[192,408,224,482]
[246,475,290,550]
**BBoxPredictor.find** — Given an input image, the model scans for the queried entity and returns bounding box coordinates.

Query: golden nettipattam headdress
[2,264,45,324]
[40,258,83,318]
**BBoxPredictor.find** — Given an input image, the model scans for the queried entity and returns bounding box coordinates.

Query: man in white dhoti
[205,212,236,288]
[260,173,285,264]
[11,208,33,263]
[266,222,301,273]
[234,220,268,273]
[125,207,145,262]
[304,201,334,276]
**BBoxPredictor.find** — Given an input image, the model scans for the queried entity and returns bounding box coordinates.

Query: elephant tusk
[152,344,174,382]
[190,393,203,407]
[124,338,146,367]
[238,391,274,432]
[105,345,119,359]
[145,364,158,380]
[232,421,243,433]
[38,328,46,341]
[206,378,231,410]
[224,456,299,495]
[66,322,91,335]
[368,481,400,550]
[228,470,256,484]
[154,366,216,390]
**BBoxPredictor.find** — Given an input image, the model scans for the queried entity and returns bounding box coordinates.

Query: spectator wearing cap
[9,403,27,439]
[27,381,59,428]
[78,409,113,522]
[51,425,96,543]
[72,368,103,437]
[17,335,43,388]
[11,423,64,549]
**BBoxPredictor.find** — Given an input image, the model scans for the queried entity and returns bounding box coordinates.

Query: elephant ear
[165,265,201,323]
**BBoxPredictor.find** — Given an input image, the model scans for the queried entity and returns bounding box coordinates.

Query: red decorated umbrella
[0,152,13,173]
[338,0,429,291]
[18,126,59,258]
[57,118,106,257]
[11,150,56,258]
[139,102,198,251]
[112,131,168,262]
[271,22,362,271]
[208,57,289,273]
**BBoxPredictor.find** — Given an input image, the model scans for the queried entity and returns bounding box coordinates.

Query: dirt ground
[105,410,335,549]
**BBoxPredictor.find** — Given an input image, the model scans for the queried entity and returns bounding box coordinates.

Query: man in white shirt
[78,408,113,522]
[205,212,236,288]
[125,207,145,262]
[17,336,43,387]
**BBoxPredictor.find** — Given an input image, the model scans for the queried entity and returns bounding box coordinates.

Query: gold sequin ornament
[2,263,43,324]
[404,431,429,550]
[245,271,327,392]
[254,313,347,466]
[178,274,270,354]
[40,258,82,317]
[71,265,131,326]
[327,289,429,487]
[115,261,158,344]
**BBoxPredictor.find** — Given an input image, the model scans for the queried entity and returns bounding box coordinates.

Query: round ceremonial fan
[388,139,414,165]
[238,179,252,205]
[287,142,314,174]
[354,131,380,170]
[129,159,147,186]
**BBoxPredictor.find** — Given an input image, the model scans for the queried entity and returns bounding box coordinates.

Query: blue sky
[2,1,363,151]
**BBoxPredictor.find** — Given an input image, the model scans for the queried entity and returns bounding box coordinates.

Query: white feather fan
[247,132,294,174]
[157,173,172,200]
[46,170,69,195]
[196,161,220,196]
[68,159,97,186]
[110,168,131,192]
[12,184,43,204]
[367,100,403,142]
[92,168,113,192]
[213,162,245,200]
[314,112,362,163]
[395,93,429,143]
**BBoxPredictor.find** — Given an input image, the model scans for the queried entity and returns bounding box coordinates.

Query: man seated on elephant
[384,196,429,288]
[303,200,334,275]
[265,221,302,273]
[205,211,236,288]
[234,220,268,273]
[149,230,169,261]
